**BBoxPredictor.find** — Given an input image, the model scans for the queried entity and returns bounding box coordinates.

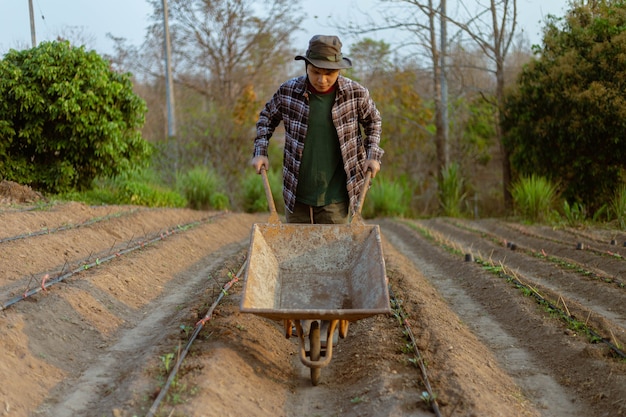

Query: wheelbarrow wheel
[309,320,321,386]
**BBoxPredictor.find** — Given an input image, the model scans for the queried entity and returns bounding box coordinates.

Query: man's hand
[363,159,381,178]
[251,156,269,174]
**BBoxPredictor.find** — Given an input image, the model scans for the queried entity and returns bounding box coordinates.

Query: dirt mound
[0,180,45,205]
[0,203,624,416]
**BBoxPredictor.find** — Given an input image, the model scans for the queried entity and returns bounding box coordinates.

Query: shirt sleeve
[253,90,283,157]
[359,89,384,162]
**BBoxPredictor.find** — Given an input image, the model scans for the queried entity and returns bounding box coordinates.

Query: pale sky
[0,0,568,56]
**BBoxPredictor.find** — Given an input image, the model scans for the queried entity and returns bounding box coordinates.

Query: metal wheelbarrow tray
[240,221,389,321]
[239,169,389,385]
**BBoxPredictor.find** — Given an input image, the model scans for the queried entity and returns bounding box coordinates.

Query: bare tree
[448,0,518,209]
[55,26,98,51]
[344,0,451,202]
[163,0,304,106]
[349,0,519,211]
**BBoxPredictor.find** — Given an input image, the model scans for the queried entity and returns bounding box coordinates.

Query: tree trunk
[431,0,448,182]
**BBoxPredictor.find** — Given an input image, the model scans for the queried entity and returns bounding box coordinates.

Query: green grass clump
[511,174,558,223]
[240,169,283,214]
[561,200,587,227]
[609,184,626,230]
[176,166,230,210]
[118,180,187,207]
[362,176,408,218]
[58,168,187,208]
[437,163,467,217]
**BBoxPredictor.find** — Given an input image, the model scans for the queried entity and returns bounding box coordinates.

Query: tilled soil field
[1,186,625,417]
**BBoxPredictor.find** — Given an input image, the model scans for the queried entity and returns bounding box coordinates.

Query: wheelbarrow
[240,169,390,385]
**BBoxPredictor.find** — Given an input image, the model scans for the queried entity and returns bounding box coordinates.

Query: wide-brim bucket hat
[295,35,352,70]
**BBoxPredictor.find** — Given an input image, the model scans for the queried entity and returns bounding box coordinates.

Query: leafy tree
[503,2,626,211]
[0,41,150,194]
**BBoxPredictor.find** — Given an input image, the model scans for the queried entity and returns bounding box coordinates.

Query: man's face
[306,65,340,93]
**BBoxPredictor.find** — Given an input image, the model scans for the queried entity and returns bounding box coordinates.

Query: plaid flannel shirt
[253,75,383,214]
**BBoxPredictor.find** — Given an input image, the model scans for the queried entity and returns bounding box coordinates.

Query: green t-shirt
[296,90,348,206]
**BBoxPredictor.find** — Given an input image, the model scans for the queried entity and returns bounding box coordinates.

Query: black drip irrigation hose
[408,220,626,360]
[388,285,443,417]
[530,249,626,290]
[145,261,246,417]
[500,221,626,261]
[0,201,56,214]
[0,208,140,244]
[0,213,227,311]
[485,263,626,360]
[145,264,441,415]
[445,219,626,290]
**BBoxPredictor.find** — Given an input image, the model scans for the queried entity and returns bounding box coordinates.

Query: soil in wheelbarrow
[0,186,624,416]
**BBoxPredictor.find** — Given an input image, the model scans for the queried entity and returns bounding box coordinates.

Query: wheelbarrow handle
[353,170,372,222]
[261,168,281,224]
[262,168,371,224]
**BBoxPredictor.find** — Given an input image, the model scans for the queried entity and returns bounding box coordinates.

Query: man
[251,34,383,224]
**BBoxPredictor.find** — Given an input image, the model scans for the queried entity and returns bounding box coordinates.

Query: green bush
[502,3,626,212]
[511,175,558,223]
[177,166,230,210]
[362,176,408,218]
[0,41,150,194]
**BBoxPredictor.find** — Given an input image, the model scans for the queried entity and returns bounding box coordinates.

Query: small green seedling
[420,391,437,406]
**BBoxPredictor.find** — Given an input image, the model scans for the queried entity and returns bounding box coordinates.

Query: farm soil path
[0,190,624,416]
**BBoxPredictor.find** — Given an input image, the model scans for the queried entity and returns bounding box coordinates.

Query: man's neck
[306,79,337,95]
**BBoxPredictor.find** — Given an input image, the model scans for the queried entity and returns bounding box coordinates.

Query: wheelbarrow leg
[320,320,335,348]
[339,319,349,339]
[295,320,339,386]
[284,319,293,339]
